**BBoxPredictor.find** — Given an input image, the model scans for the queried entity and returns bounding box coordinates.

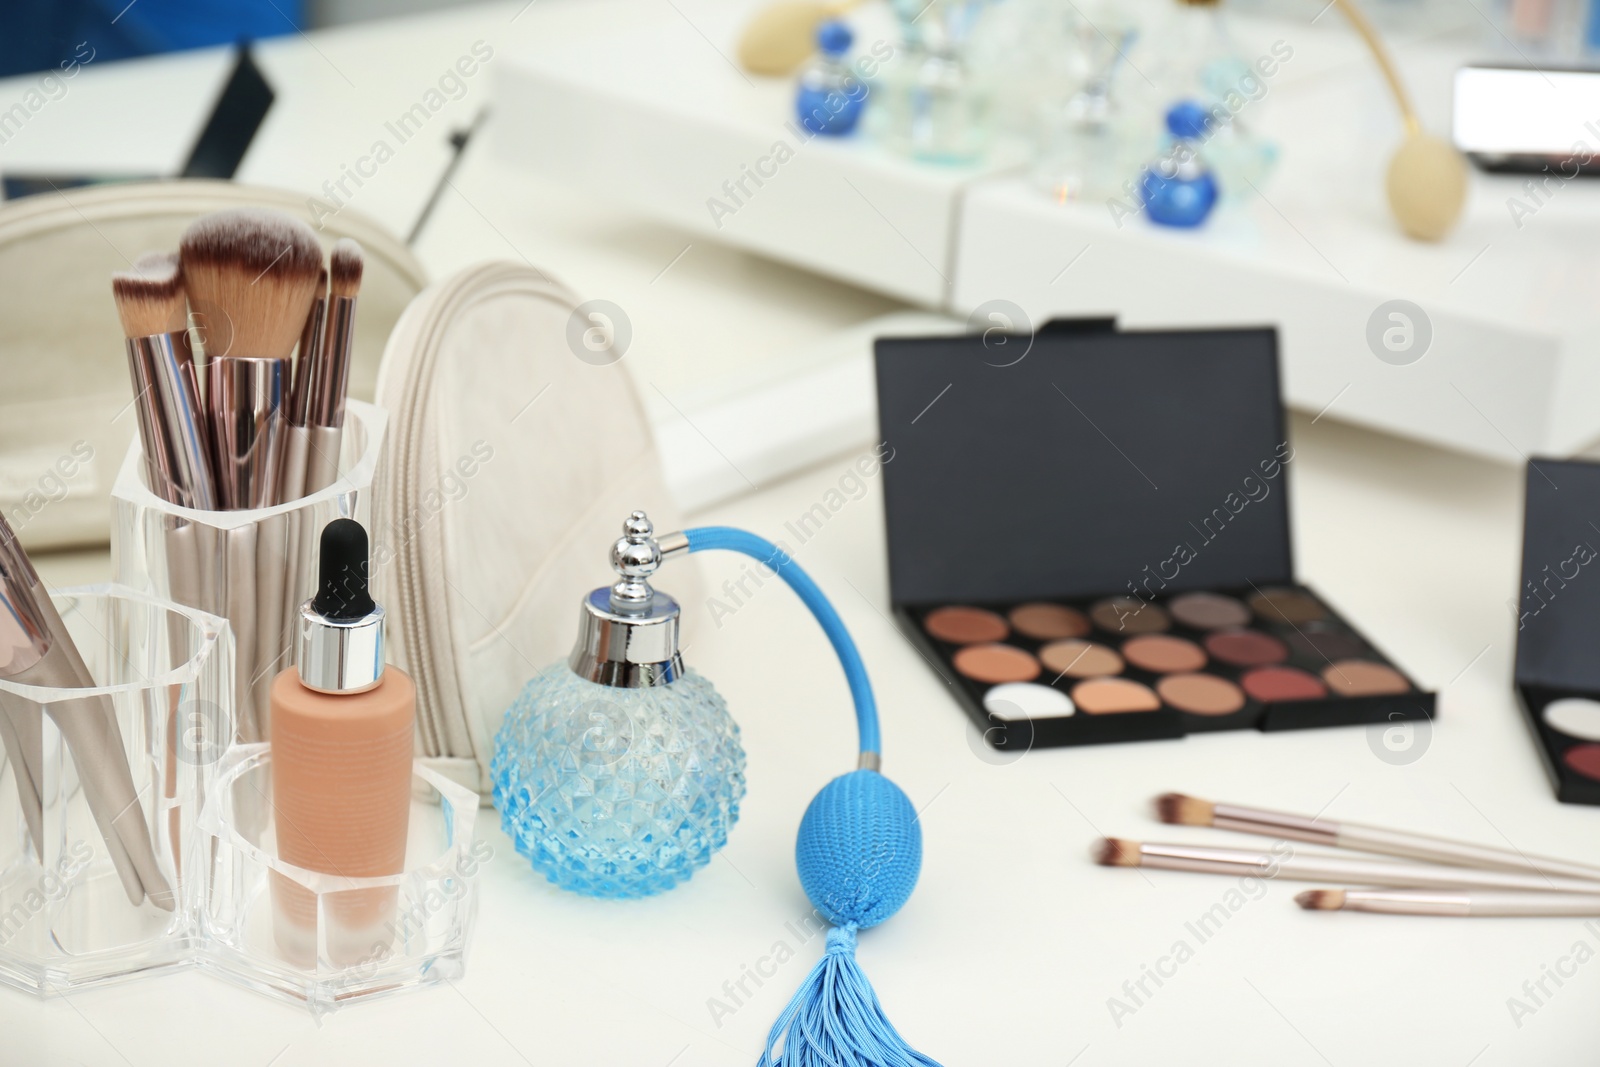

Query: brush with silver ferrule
[262,267,329,735]
[1093,838,1600,894]
[1297,888,1600,917]
[181,209,322,742]
[1156,793,1600,884]
[0,512,173,909]
[181,208,322,510]
[302,239,361,495]
[112,252,215,511]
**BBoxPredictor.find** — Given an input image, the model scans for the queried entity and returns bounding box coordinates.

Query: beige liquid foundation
[270,518,414,967]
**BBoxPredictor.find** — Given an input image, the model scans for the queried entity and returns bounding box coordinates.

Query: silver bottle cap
[297,600,385,694]
[569,511,689,688]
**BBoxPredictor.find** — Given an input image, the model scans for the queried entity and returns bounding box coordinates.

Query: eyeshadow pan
[984,682,1074,720]
[1157,673,1246,716]
[1204,629,1289,667]
[1543,698,1600,742]
[1322,659,1410,696]
[925,606,1009,645]
[952,643,1039,684]
[1122,635,1206,674]
[1167,592,1251,631]
[1287,627,1368,663]
[1241,666,1328,703]
[1090,597,1170,635]
[1248,587,1327,623]
[1039,639,1124,679]
[1071,677,1161,714]
[1009,602,1091,640]
[1563,743,1600,781]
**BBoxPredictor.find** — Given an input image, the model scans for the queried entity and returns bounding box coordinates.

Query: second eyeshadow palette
[902,585,1433,748]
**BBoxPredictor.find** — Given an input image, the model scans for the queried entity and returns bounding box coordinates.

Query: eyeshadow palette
[1513,458,1600,804]
[902,585,1425,747]
[875,326,1435,750]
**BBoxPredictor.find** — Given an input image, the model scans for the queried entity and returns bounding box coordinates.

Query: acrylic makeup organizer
[109,400,386,747]
[79,398,482,1011]
[197,747,480,1010]
[0,585,229,995]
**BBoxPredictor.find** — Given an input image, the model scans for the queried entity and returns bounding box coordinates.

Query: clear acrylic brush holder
[197,746,480,1013]
[109,401,386,747]
[0,585,230,995]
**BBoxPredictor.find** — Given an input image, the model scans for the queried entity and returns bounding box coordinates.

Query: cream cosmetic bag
[374,261,690,798]
[0,180,426,550]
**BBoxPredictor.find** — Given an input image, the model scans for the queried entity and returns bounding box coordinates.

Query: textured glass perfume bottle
[492,514,746,898]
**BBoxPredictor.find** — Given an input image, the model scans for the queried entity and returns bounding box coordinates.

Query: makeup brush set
[111,209,365,742]
[1095,793,1600,918]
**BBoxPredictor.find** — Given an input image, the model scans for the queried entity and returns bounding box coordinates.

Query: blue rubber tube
[684,527,881,757]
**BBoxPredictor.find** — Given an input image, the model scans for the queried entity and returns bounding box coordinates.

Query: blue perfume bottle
[492,512,939,1064]
[1140,100,1219,228]
[492,513,746,899]
[796,20,866,135]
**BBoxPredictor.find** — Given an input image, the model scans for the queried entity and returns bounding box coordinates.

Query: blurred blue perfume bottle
[1140,100,1218,227]
[796,20,866,135]
[491,513,746,899]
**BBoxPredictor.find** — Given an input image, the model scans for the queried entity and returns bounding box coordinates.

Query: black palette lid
[1515,458,1600,690]
[875,327,1293,605]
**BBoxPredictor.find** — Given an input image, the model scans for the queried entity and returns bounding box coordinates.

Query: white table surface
[14,407,1591,1067]
[4,3,1598,1065]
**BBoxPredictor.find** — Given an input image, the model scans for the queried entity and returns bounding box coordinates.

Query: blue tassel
[758,925,942,1067]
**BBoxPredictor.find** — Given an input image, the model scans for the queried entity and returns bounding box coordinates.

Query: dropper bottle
[269,518,415,966]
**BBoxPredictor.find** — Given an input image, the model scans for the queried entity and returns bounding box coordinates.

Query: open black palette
[875,325,1435,749]
[1514,457,1600,804]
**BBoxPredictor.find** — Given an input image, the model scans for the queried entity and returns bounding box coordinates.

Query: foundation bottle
[269,518,414,966]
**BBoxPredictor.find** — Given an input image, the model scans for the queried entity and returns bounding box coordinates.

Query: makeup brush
[255,268,329,729]
[302,238,362,495]
[1093,838,1600,894]
[114,251,215,863]
[279,267,327,508]
[112,252,215,511]
[1297,888,1600,917]
[1156,793,1600,884]
[180,208,322,510]
[181,209,321,742]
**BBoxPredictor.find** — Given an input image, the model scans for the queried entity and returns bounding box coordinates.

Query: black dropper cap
[312,518,376,621]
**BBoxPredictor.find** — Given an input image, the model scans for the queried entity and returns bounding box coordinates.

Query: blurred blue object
[796,19,865,136]
[0,0,299,78]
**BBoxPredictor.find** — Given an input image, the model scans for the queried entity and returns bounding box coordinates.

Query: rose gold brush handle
[1133,842,1600,894]
[206,357,287,511]
[1210,801,1600,883]
[1307,888,1600,916]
